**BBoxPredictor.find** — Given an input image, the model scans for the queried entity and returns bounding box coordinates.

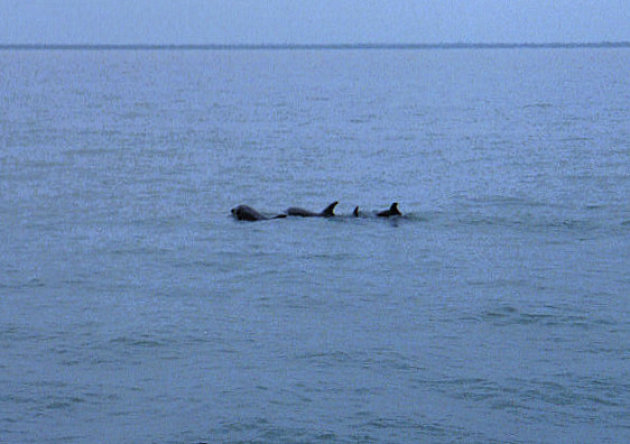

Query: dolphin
[353,206,360,217]
[286,201,338,217]
[377,202,402,217]
[231,205,286,221]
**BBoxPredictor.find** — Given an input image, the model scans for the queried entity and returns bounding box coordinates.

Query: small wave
[401,213,430,222]
[558,136,593,143]
[463,194,549,208]
[63,147,119,157]
[483,305,518,317]
[46,396,85,410]
[458,216,515,228]
[481,306,606,330]
[23,278,45,288]
[110,336,166,348]
[302,252,354,261]
[544,218,600,232]
[467,278,528,289]
[297,350,353,364]
[307,95,330,102]
[523,102,553,109]
[452,210,604,234]
[585,204,607,210]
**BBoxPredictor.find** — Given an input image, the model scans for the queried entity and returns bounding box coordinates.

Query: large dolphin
[286,201,338,217]
[231,205,286,221]
[377,202,402,217]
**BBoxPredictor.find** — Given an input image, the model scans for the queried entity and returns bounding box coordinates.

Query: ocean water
[1,48,629,443]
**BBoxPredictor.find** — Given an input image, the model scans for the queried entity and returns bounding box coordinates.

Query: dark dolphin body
[231,205,286,221]
[286,201,338,217]
[353,203,401,218]
[377,202,402,217]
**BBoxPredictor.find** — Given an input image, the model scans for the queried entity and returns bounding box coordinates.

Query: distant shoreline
[1,42,630,50]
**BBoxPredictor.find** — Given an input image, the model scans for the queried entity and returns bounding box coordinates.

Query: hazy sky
[2,0,630,44]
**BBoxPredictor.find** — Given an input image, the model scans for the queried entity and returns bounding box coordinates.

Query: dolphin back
[286,207,316,217]
[287,201,338,217]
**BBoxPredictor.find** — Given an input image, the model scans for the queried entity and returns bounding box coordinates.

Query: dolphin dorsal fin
[390,202,401,215]
[353,206,359,217]
[321,201,338,217]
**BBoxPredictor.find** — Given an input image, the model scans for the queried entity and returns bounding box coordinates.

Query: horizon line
[1,42,630,50]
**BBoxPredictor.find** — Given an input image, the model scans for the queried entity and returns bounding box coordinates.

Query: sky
[1,0,630,45]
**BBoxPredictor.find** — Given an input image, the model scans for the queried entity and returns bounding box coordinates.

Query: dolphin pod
[231,202,402,221]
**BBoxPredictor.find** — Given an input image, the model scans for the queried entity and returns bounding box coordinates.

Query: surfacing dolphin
[353,203,401,218]
[286,201,338,217]
[231,205,286,221]
[377,202,402,218]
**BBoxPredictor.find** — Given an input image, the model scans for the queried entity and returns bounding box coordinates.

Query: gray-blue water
[1,48,630,443]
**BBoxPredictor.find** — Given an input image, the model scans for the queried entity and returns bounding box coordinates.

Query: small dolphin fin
[353,206,359,217]
[390,202,402,215]
[321,201,338,217]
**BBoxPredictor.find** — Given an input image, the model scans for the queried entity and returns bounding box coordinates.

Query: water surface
[1,48,629,443]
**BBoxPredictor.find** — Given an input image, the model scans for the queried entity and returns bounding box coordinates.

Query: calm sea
[1,48,629,443]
